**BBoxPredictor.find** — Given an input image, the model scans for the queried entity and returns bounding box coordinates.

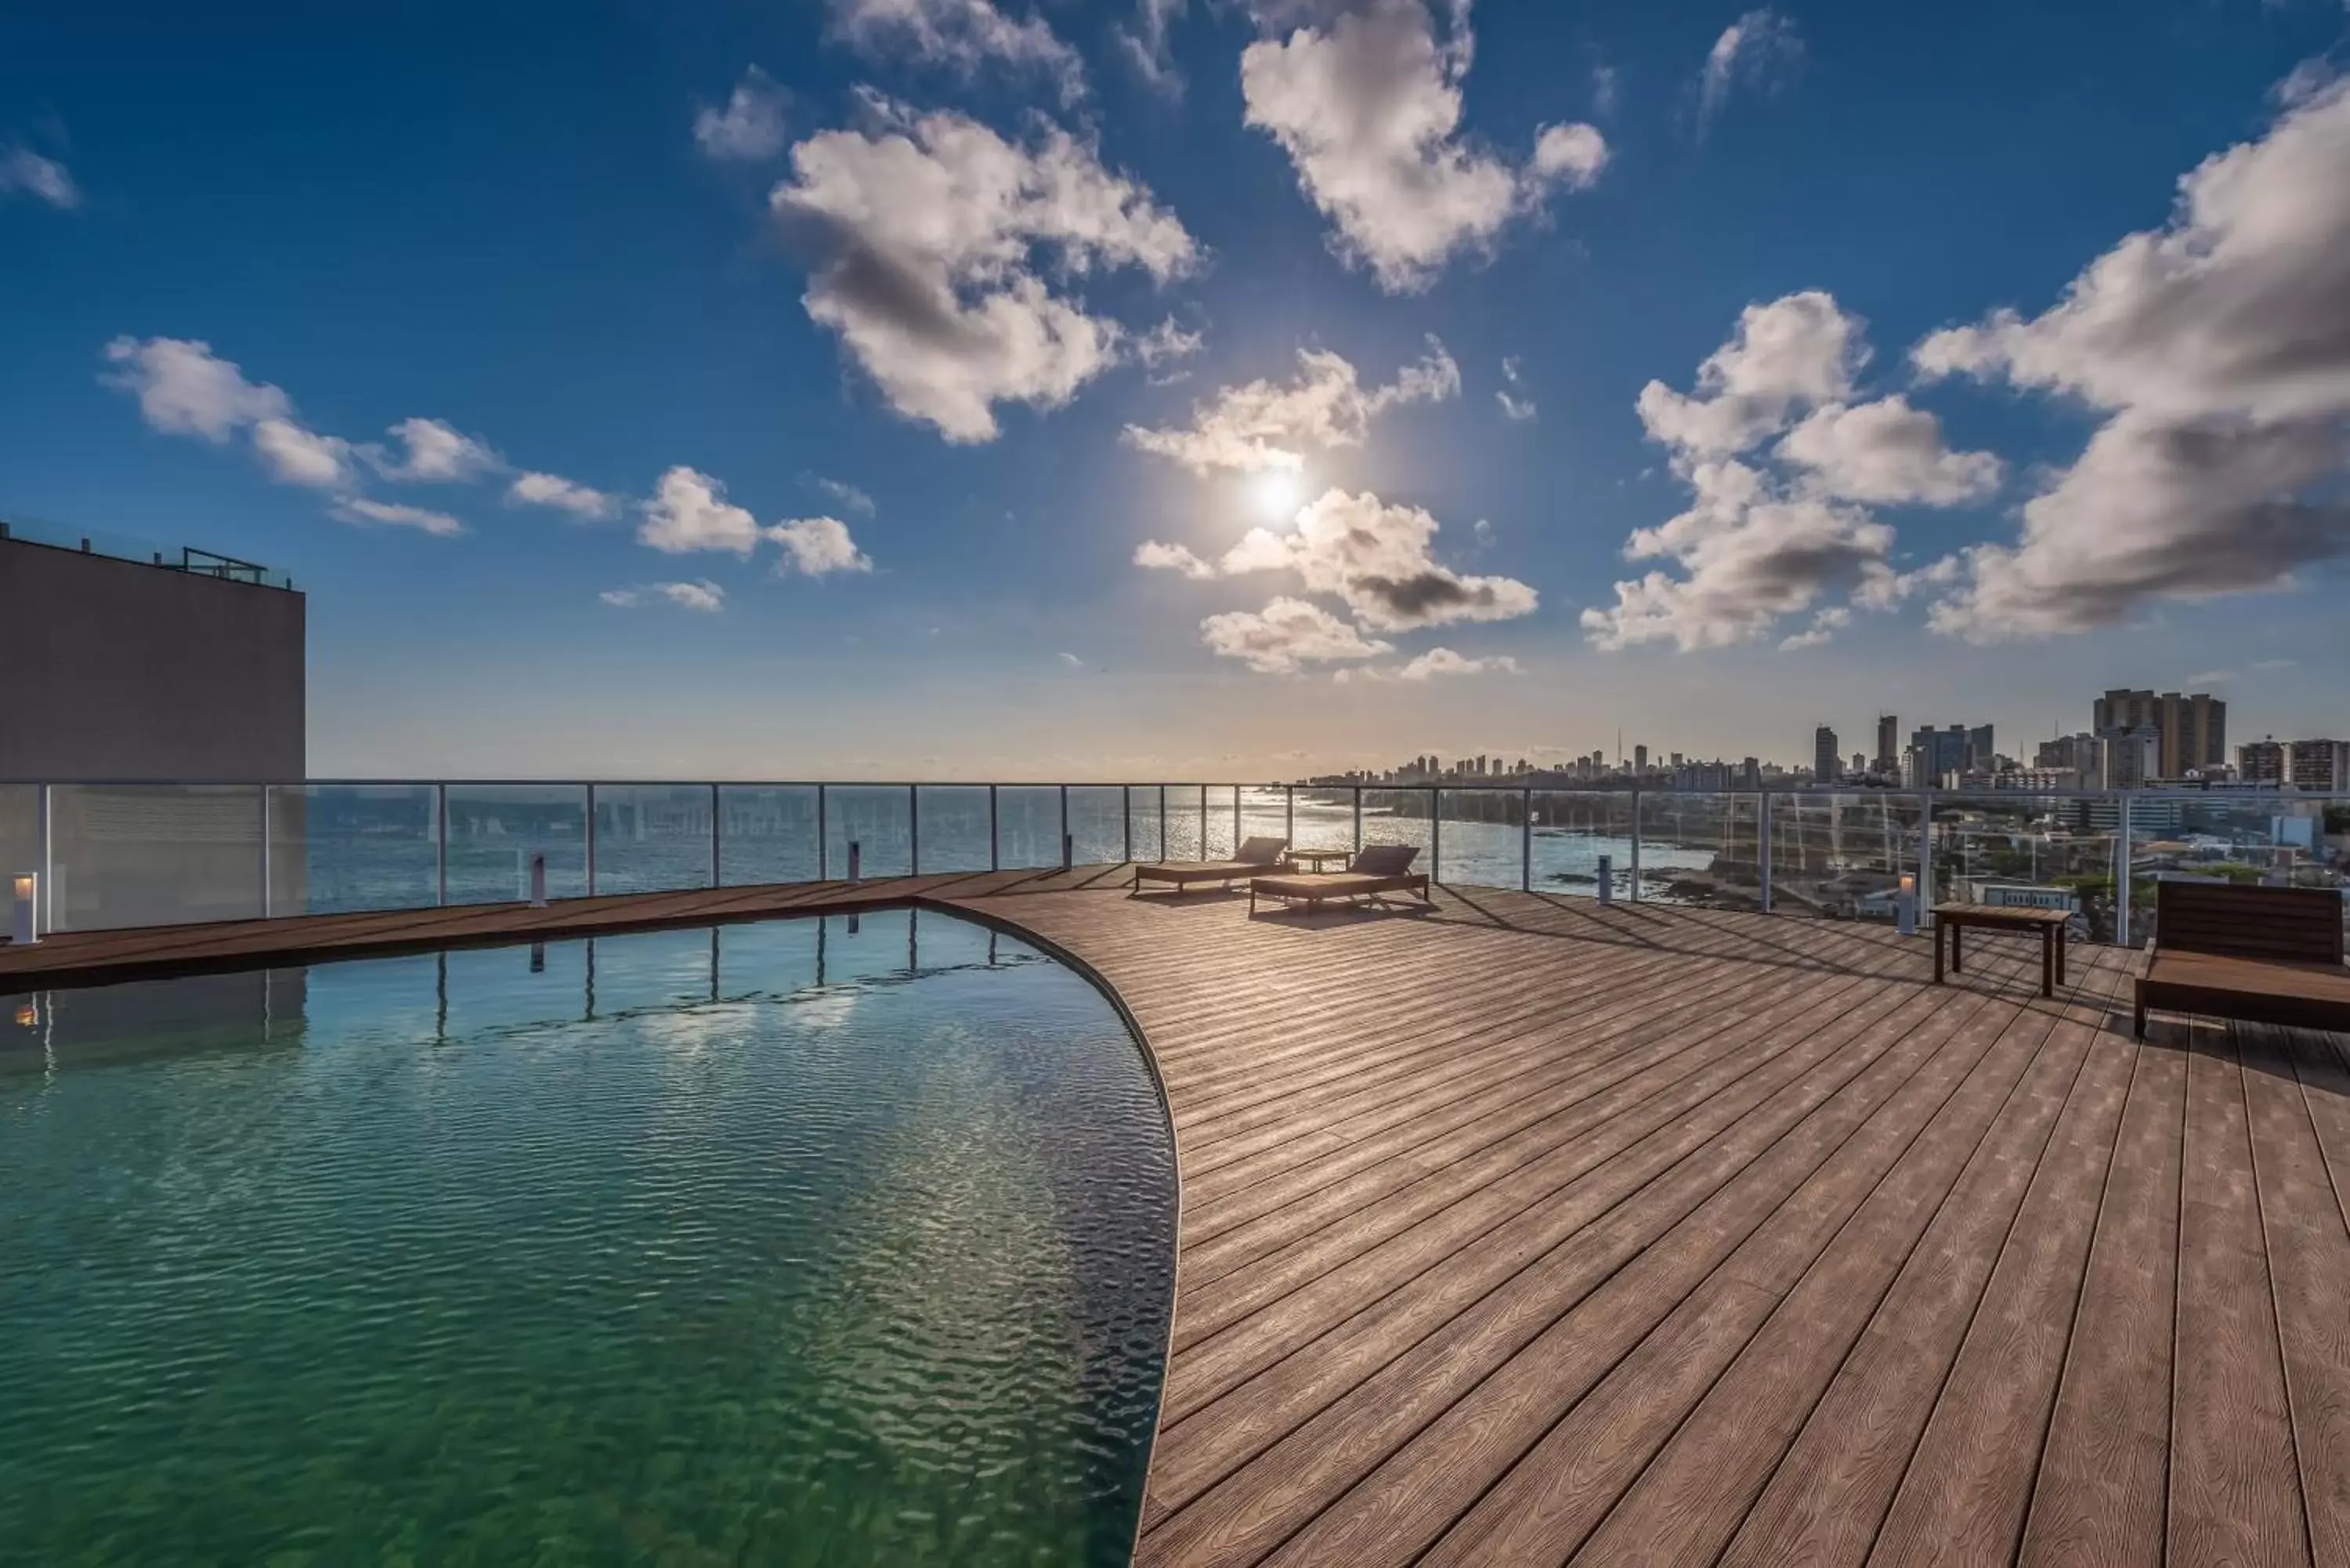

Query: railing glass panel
[914,786,992,873]
[1164,786,1206,862]
[1065,786,1126,865]
[1639,793,1762,911]
[823,786,913,880]
[1529,790,1639,899]
[2123,792,2348,947]
[1240,786,1289,851]
[0,786,39,909]
[994,786,1061,869]
[1929,793,2120,942]
[269,784,436,915]
[1203,786,1240,860]
[717,786,819,886]
[43,785,265,932]
[1289,786,1354,857]
[1126,786,1164,863]
[592,785,716,894]
[445,785,587,905]
[1767,791,1924,922]
[1436,789,1524,887]
[1360,786,1433,866]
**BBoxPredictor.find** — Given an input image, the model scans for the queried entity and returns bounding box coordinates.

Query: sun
[1248,468,1303,521]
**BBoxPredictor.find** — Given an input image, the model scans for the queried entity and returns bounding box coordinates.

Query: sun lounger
[1131,836,1291,894]
[1248,844,1432,915]
[2134,880,2350,1038]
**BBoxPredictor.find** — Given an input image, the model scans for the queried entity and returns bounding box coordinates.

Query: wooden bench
[2135,880,2350,1039]
[1930,901,2073,998]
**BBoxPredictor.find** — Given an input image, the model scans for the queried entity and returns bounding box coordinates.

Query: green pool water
[0,911,1176,1566]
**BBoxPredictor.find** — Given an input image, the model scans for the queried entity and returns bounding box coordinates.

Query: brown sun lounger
[2134,880,2350,1038]
[1131,836,1291,894]
[1248,844,1432,915]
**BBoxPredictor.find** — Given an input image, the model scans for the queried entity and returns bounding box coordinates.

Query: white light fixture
[529,854,548,909]
[1596,854,1613,907]
[848,841,862,885]
[1897,873,1918,937]
[10,873,36,945]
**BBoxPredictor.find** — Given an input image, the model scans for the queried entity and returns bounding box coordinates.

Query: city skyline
[4,2,2347,779]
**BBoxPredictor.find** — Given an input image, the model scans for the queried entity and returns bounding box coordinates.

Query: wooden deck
[7,869,2349,1566]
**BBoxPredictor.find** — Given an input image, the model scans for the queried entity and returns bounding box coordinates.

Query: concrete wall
[0,538,304,781]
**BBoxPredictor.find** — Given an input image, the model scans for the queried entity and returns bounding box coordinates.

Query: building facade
[2093,688,2226,778]
[1814,725,1839,783]
[1875,714,1899,775]
[2287,739,2348,791]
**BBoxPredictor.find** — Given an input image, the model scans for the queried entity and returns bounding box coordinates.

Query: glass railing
[0,515,297,591]
[0,781,2341,943]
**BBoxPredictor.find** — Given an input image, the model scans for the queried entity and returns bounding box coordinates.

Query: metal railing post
[259,785,273,919]
[1058,783,1069,869]
[989,784,1000,872]
[1917,788,1933,916]
[585,784,598,896]
[1758,790,1772,915]
[38,783,53,933]
[1123,785,1133,865]
[909,783,920,875]
[1353,786,1363,854]
[1232,784,1241,852]
[1629,788,1642,901]
[818,785,828,880]
[436,783,448,907]
[1430,786,1441,883]
[1521,787,1531,893]
[1158,783,1166,863]
[1284,786,1294,847]
[709,783,721,887]
[2115,793,2134,947]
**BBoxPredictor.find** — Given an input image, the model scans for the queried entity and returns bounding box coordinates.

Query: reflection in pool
[0,909,1175,1566]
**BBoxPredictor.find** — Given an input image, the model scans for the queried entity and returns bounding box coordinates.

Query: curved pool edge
[916,894,1184,1568]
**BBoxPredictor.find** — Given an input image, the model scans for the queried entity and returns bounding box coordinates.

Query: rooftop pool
[0,909,1176,1566]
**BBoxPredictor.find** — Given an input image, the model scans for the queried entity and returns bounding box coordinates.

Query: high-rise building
[1875,714,1899,775]
[1907,724,1978,786]
[2099,726,2162,789]
[2287,739,2349,791]
[2240,739,2286,783]
[1633,744,1648,775]
[2093,688,2226,777]
[1814,725,1839,782]
[1966,724,1996,771]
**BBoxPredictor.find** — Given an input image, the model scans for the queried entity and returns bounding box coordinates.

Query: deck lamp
[10,873,35,945]
[1897,873,1918,937]
[1596,854,1613,907]
[848,841,862,885]
[528,854,548,909]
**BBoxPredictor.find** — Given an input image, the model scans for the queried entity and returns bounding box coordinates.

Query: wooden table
[1931,901,2073,997]
[1283,847,1354,873]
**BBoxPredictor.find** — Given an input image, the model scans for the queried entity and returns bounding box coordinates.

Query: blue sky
[3,0,2346,779]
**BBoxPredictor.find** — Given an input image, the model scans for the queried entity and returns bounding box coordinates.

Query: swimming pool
[0,909,1176,1566]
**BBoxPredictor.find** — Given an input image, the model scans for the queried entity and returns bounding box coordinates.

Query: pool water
[0,911,1176,1566]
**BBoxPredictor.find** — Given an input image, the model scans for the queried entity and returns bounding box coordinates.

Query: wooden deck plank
[2012,1038,2186,1568]
[9,869,2337,1568]
[2168,1027,2310,1568]
[2243,1025,2350,1566]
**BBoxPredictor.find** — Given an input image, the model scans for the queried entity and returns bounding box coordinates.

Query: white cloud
[602,580,726,612]
[1141,486,1538,631]
[827,0,1086,103]
[1122,336,1457,473]
[807,474,877,515]
[694,68,789,160]
[1696,9,1802,136]
[1240,0,1606,291]
[1591,63,1621,118]
[1055,649,1086,667]
[1776,396,2003,504]
[1531,121,1609,190]
[252,417,358,488]
[1201,596,1394,673]
[1338,645,1521,682]
[1133,539,1219,578]
[768,515,874,575]
[1914,76,2350,639]
[101,336,291,441]
[638,465,761,555]
[509,471,619,519]
[1117,0,1189,95]
[1135,316,1205,374]
[1587,292,1998,652]
[772,107,1197,442]
[330,497,465,537]
[1496,389,1536,421]
[1634,290,1863,456]
[369,416,501,482]
[1,146,80,209]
